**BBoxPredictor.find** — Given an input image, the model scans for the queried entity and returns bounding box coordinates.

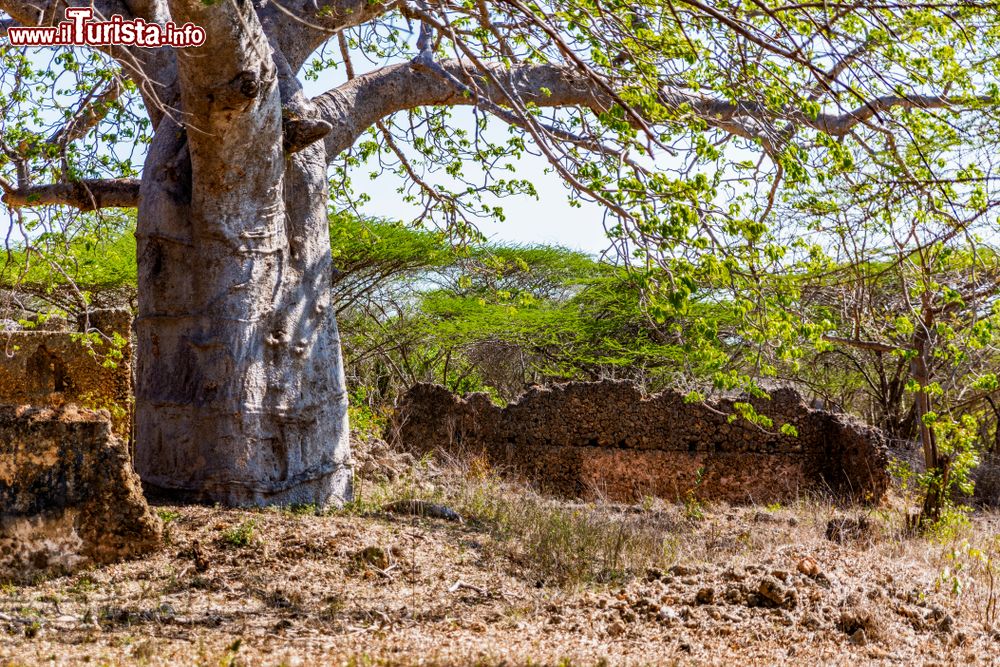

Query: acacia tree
[1,0,997,505]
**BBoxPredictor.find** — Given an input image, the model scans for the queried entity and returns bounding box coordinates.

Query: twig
[448,579,487,595]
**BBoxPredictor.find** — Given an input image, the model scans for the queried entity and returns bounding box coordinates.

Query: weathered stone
[0,309,132,435]
[389,381,890,504]
[756,576,796,609]
[0,405,161,581]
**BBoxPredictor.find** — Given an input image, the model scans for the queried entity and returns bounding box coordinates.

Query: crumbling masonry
[0,308,133,436]
[390,382,890,504]
[0,310,159,580]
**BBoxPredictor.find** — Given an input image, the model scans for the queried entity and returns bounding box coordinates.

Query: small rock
[724,586,745,604]
[352,546,390,570]
[826,515,873,544]
[657,606,680,623]
[191,540,211,573]
[801,612,824,630]
[797,557,820,578]
[837,608,883,641]
[928,608,954,633]
[757,576,796,609]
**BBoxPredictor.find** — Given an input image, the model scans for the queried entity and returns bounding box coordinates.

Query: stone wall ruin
[0,309,158,579]
[0,405,161,581]
[389,381,891,504]
[0,308,132,436]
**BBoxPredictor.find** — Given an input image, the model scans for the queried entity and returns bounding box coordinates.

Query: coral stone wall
[0,405,160,581]
[0,308,132,435]
[389,382,890,504]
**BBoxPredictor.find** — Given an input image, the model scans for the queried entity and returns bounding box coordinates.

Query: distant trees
[8,202,1000,522]
[0,211,718,404]
[709,121,1000,523]
[330,213,713,406]
[0,213,136,319]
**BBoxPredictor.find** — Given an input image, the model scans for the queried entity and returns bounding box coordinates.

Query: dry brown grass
[1,450,999,665]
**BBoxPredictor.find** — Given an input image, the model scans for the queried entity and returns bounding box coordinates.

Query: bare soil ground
[2,444,1000,666]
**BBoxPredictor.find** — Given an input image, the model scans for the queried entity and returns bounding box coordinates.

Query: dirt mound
[586,558,956,650]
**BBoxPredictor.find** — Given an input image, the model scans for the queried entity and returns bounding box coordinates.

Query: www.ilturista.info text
[5,7,205,47]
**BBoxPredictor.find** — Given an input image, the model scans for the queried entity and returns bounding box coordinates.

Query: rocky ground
[2,439,1000,665]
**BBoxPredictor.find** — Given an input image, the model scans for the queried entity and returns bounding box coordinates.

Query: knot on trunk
[209,70,265,111]
[235,71,261,99]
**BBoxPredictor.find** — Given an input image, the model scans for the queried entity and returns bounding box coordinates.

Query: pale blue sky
[350,137,614,254]
[0,33,616,255]
[300,59,615,255]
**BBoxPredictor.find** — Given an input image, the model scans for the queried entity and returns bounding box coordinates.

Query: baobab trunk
[131,13,351,505]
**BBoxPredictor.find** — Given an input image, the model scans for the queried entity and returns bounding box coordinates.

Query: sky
[350,137,615,255]
[298,54,617,257]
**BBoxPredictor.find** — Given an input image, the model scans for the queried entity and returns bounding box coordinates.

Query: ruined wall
[0,405,161,581]
[0,309,132,435]
[390,382,890,504]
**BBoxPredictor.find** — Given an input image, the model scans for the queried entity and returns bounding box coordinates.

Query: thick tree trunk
[132,95,352,505]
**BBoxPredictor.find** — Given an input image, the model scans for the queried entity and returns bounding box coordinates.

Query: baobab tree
[1,0,996,506]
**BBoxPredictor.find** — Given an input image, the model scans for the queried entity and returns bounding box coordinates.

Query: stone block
[0,308,132,436]
[0,405,161,582]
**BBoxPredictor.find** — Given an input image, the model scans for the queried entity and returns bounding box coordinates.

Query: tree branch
[313,59,990,160]
[259,0,399,72]
[822,334,901,354]
[48,74,125,147]
[1,178,141,210]
[313,60,608,157]
[0,0,183,130]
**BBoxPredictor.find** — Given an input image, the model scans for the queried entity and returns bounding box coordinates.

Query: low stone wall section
[389,381,890,504]
[0,405,160,581]
[0,308,132,435]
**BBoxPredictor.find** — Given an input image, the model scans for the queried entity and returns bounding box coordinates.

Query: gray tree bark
[131,0,351,505]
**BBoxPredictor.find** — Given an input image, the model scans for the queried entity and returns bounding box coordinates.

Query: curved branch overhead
[314,58,992,160]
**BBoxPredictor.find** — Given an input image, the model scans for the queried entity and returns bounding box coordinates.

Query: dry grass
[1,450,1000,665]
